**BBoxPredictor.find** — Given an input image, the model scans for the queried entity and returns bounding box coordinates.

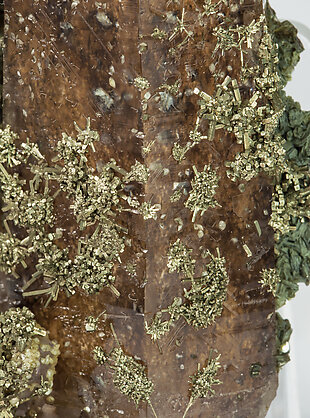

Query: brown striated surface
[4,0,277,417]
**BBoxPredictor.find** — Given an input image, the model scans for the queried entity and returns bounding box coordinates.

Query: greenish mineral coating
[275,222,310,308]
[249,363,262,377]
[266,1,304,85]
[262,3,310,371]
[278,92,310,167]
[275,312,292,369]
[0,307,59,416]
[264,4,310,313]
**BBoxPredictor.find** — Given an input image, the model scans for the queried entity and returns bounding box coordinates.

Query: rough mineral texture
[3,0,277,417]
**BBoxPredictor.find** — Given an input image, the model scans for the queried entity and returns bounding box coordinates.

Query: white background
[266,1,310,417]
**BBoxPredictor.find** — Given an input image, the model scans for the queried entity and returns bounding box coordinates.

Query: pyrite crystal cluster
[0,0,309,417]
[0,307,59,417]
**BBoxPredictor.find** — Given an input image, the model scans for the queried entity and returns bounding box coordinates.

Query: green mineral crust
[264,3,310,312]
[266,1,304,85]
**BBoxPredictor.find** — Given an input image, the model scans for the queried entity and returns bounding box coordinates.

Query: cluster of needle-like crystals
[133,76,150,91]
[269,172,309,237]
[138,202,161,220]
[194,71,283,152]
[146,246,229,341]
[171,142,190,162]
[0,127,44,169]
[124,160,150,184]
[171,126,207,163]
[3,186,55,230]
[72,223,125,296]
[0,307,59,416]
[93,331,156,416]
[201,0,223,18]
[259,268,281,297]
[0,233,27,277]
[167,8,193,51]
[187,14,289,185]
[213,15,265,64]
[181,251,229,328]
[24,222,125,301]
[0,126,20,167]
[55,123,128,225]
[85,311,106,332]
[0,118,154,304]
[72,162,121,229]
[109,348,154,406]
[0,139,52,232]
[145,297,183,342]
[167,239,196,277]
[223,18,286,181]
[151,27,167,41]
[185,165,220,222]
[183,354,222,418]
[52,121,153,230]
[0,171,24,202]
[23,245,73,303]
[171,120,205,163]
[269,184,292,236]
[226,134,288,182]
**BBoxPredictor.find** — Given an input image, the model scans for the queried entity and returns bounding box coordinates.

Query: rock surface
[4,0,277,416]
